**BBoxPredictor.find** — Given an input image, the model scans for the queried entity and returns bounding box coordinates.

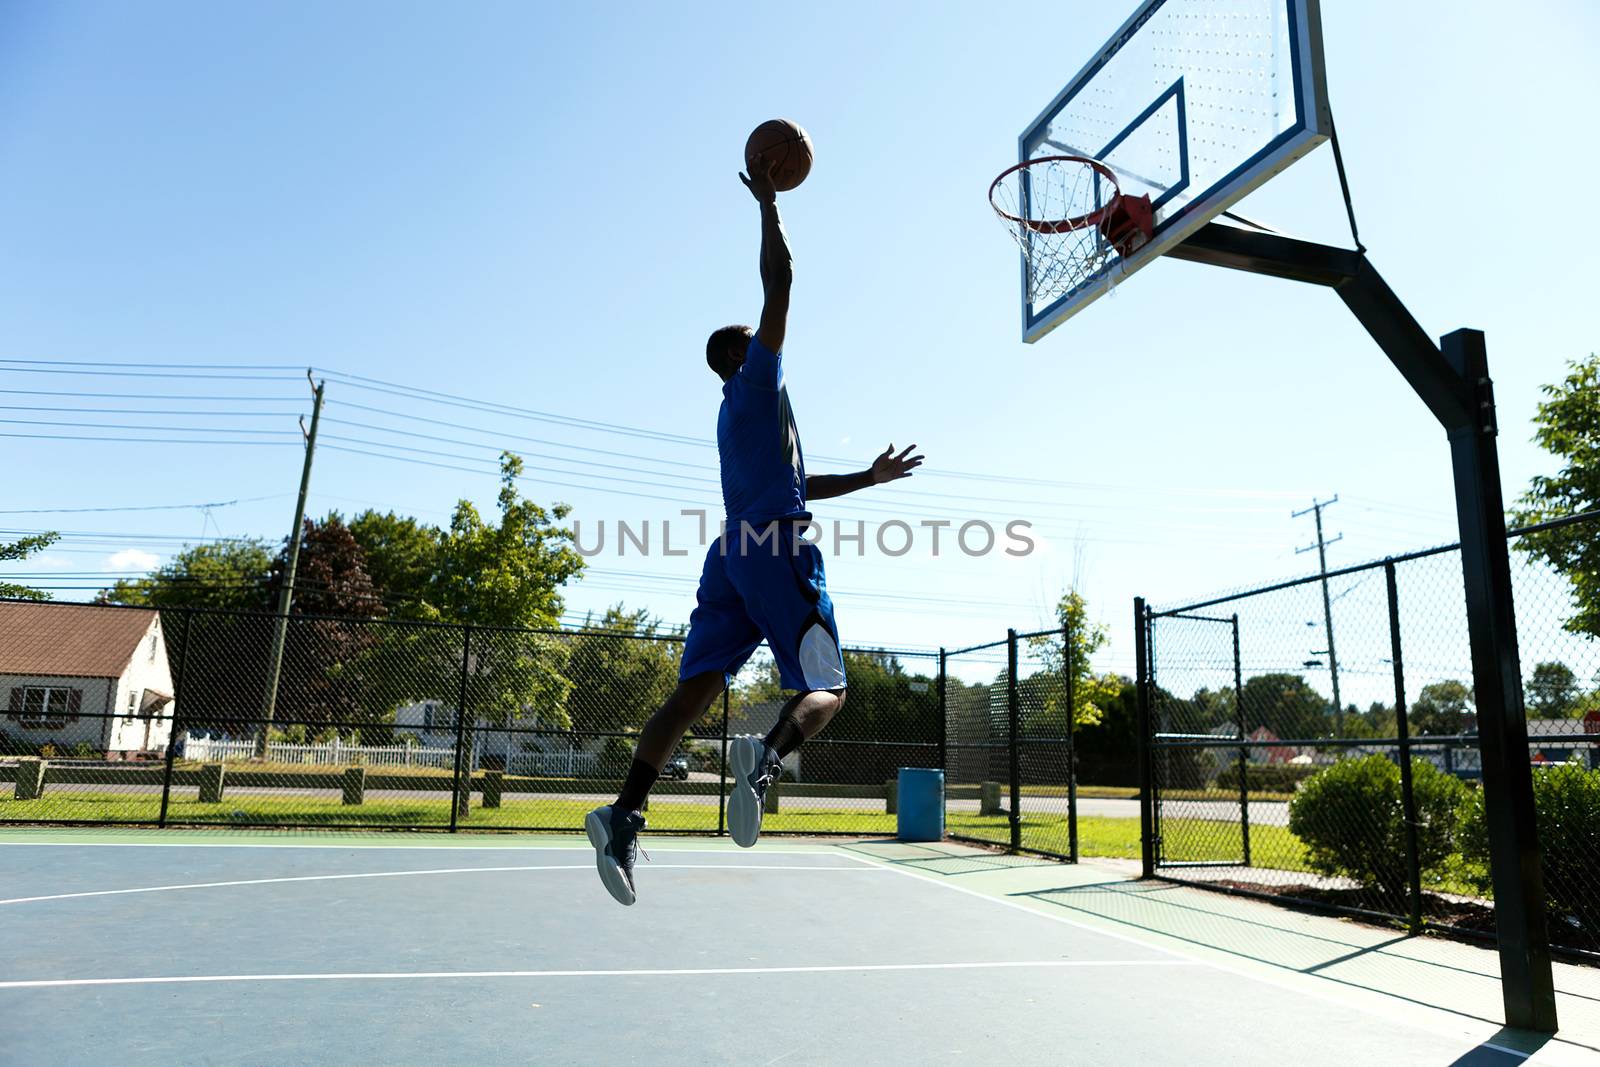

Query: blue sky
[3,0,1597,683]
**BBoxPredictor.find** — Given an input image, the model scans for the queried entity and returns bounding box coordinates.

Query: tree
[98,539,274,611]
[428,452,584,629]
[1237,673,1330,739]
[1023,590,1119,735]
[1526,661,1579,718]
[0,532,59,601]
[564,606,682,734]
[1513,353,1600,639]
[269,517,388,737]
[1411,679,1474,736]
[347,509,441,616]
[364,453,585,736]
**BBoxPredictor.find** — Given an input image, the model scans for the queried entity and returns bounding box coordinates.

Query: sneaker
[728,736,782,848]
[585,804,646,906]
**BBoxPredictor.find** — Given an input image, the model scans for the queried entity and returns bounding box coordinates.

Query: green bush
[599,735,635,776]
[1287,754,1468,898]
[1459,762,1600,932]
[1213,760,1320,794]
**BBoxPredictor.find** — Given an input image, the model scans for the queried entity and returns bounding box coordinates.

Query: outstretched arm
[806,444,924,501]
[740,158,791,353]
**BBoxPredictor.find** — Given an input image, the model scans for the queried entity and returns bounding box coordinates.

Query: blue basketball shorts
[678,522,847,692]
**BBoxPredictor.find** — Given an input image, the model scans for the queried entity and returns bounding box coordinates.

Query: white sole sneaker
[728,736,767,848]
[585,806,636,906]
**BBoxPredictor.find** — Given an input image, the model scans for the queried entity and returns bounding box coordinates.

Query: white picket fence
[181,734,601,777]
[508,750,600,778]
[181,736,456,769]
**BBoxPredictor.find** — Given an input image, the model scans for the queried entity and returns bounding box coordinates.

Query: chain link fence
[1140,511,1600,961]
[0,602,967,840]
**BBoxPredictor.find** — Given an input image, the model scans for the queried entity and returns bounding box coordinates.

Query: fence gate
[1144,610,1252,872]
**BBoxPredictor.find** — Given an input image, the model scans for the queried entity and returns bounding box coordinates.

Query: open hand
[739,155,779,204]
[871,443,924,484]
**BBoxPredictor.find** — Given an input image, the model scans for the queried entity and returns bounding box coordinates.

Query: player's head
[706,325,753,382]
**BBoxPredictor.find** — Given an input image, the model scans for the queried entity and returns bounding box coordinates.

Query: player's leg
[725,525,848,847]
[587,542,762,905]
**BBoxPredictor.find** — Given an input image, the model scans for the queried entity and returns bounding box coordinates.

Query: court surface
[2,830,1596,1066]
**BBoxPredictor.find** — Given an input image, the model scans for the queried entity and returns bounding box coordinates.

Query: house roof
[0,601,157,679]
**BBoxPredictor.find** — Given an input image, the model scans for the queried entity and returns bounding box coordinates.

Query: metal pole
[1006,628,1020,852]
[157,608,191,828]
[936,648,948,773]
[1385,559,1424,933]
[257,375,325,756]
[1062,624,1078,863]
[1134,599,1155,878]
[449,624,472,831]
[1295,497,1344,734]
[717,687,729,836]
[1442,328,1555,1030]
[1233,613,1250,867]
[1166,226,1556,1029]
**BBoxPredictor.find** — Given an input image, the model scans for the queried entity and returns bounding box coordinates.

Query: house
[0,601,176,759]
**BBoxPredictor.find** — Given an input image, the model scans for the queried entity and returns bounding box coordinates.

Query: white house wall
[0,674,115,752]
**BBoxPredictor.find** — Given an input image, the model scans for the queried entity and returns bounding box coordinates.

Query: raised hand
[739,154,779,205]
[871,443,924,485]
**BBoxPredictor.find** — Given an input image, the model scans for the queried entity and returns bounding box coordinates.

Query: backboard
[1010,0,1330,342]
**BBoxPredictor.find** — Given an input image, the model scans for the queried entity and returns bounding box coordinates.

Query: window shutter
[67,689,82,722]
[5,688,19,721]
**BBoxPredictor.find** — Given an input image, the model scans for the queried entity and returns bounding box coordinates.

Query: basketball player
[585,157,922,905]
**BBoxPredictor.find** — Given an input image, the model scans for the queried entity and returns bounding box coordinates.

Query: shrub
[598,735,634,776]
[1213,760,1320,794]
[38,743,59,759]
[1287,754,1468,899]
[1459,762,1600,933]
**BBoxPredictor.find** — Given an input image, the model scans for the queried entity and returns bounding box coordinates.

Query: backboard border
[1018,0,1331,343]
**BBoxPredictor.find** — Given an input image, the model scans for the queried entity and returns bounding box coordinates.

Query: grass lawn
[0,790,1301,865]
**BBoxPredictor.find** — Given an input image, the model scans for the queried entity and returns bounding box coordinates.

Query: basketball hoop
[988,155,1155,307]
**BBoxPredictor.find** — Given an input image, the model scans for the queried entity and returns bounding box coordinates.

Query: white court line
[0,863,879,906]
[0,959,1200,991]
[0,841,826,855]
[838,851,1537,1062]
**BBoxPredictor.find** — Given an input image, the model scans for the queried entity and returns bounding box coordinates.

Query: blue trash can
[897,767,944,842]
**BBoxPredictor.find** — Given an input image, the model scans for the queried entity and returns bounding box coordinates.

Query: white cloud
[105,549,160,572]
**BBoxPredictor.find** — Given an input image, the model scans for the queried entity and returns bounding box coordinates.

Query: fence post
[1135,598,1155,879]
[449,624,472,831]
[1386,560,1424,933]
[1007,628,1020,852]
[936,648,948,773]
[1232,613,1250,867]
[1061,625,1078,863]
[158,608,191,828]
[717,687,730,836]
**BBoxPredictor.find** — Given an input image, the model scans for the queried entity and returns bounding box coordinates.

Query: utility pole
[256,372,326,757]
[1294,495,1344,735]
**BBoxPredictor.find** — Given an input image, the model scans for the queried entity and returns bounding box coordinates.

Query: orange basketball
[744,119,814,192]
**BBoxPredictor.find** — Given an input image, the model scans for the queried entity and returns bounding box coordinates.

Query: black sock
[764,716,806,759]
[613,758,659,814]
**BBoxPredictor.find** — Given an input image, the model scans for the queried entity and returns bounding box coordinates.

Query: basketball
[744,119,813,192]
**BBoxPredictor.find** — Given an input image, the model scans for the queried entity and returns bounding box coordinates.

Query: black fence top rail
[1149,509,1599,618]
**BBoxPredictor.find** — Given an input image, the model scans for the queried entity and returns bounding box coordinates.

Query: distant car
[661,756,690,780]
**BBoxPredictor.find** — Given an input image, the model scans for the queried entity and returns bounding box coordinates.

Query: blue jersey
[718,334,807,524]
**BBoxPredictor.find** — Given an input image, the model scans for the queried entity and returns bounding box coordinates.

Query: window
[126,689,140,721]
[149,633,158,662]
[7,687,82,730]
[423,702,454,732]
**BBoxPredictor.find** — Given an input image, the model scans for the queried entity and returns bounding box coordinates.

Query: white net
[990,158,1122,310]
